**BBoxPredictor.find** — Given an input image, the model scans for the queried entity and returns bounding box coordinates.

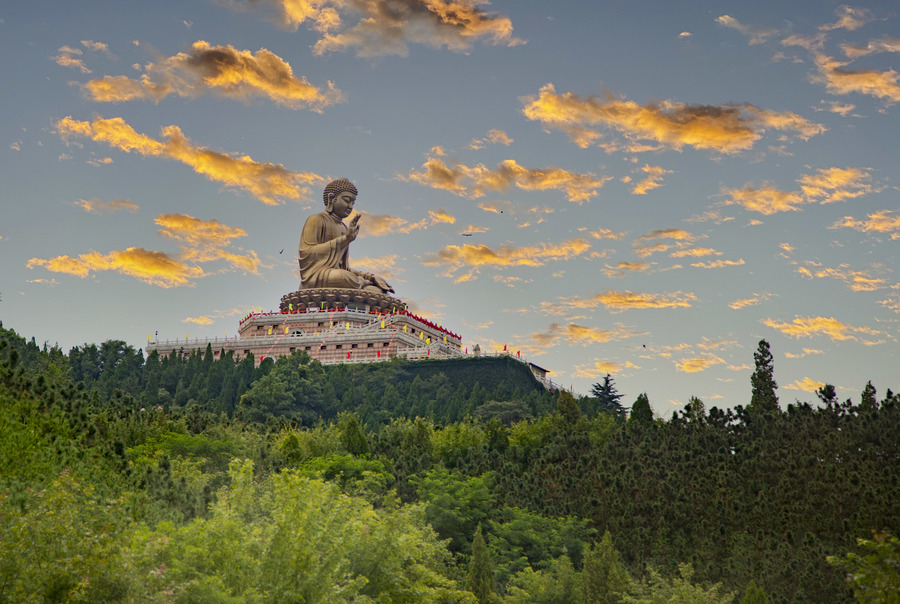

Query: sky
[1,1,898,416]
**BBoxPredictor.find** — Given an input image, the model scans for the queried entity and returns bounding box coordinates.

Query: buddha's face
[329,191,356,219]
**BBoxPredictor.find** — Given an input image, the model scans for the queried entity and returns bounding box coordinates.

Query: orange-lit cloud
[352,254,402,281]
[636,228,697,242]
[631,164,672,195]
[587,227,627,240]
[691,258,745,269]
[785,347,823,359]
[675,354,725,373]
[84,41,343,110]
[53,45,91,73]
[461,224,489,234]
[234,0,523,57]
[878,293,900,314]
[57,116,322,204]
[469,129,513,149]
[841,36,900,59]
[830,210,900,237]
[783,36,900,105]
[729,292,775,309]
[27,248,205,288]
[357,208,454,236]
[795,262,889,292]
[819,5,874,32]
[521,83,824,154]
[184,315,215,325]
[573,360,640,378]
[560,290,698,313]
[529,322,644,349]
[723,166,877,215]
[669,247,722,258]
[633,243,671,258]
[715,15,779,45]
[74,197,139,214]
[406,156,610,203]
[27,212,263,287]
[762,315,880,342]
[424,238,591,278]
[784,377,825,392]
[155,213,262,274]
[603,261,652,278]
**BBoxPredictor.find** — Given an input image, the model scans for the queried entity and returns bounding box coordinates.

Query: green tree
[629,393,653,425]
[468,524,497,603]
[860,381,877,409]
[557,390,582,425]
[624,563,733,603]
[591,374,626,416]
[740,579,769,604]
[749,339,779,412]
[828,531,900,603]
[581,531,632,604]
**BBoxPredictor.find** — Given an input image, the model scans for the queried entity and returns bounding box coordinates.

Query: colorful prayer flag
[380,319,385,328]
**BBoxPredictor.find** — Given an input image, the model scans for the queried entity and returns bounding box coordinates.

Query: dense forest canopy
[1,322,898,603]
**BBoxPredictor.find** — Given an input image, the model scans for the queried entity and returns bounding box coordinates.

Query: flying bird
[279,249,284,254]
[461,233,473,237]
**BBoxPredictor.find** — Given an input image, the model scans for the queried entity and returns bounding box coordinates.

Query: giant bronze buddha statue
[280,178,401,312]
[298,178,394,294]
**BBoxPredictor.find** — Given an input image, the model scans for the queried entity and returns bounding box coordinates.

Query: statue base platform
[280,288,405,313]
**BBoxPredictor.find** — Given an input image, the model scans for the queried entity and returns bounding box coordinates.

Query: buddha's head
[323,178,358,218]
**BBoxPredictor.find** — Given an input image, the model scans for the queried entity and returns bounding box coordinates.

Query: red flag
[377,350,381,358]
[503,344,507,351]
[347,351,351,359]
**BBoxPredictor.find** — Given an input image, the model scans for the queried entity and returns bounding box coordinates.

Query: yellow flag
[268,327,272,335]
[284,327,289,334]
[346,322,350,330]
[443,336,447,343]
[186,333,189,340]
[427,337,431,345]
[403,325,407,333]
[381,319,385,328]
[419,332,423,340]
[289,303,293,311]
[147,334,151,342]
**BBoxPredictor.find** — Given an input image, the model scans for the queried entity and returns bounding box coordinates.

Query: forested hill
[2,322,898,603]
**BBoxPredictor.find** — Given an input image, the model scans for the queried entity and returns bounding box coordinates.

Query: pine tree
[557,390,582,424]
[860,381,877,409]
[749,339,779,412]
[590,374,625,416]
[740,579,769,604]
[581,531,631,604]
[466,523,495,603]
[629,393,653,425]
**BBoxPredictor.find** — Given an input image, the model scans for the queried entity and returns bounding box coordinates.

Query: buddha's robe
[298,212,368,289]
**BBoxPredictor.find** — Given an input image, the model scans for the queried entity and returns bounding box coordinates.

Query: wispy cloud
[729,292,775,309]
[27,248,205,288]
[723,166,876,215]
[559,290,698,313]
[406,156,611,203]
[74,197,139,214]
[715,15,780,45]
[631,164,672,195]
[762,315,881,342]
[183,307,248,326]
[424,238,591,281]
[352,254,402,281]
[691,258,745,269]
[469,129,514,149]
[521,83,825,154]
[841,36,900,59]
[675,354,725,373]
[783,35,900,105]
[785,347,823,359]
[603,261,652,278]
[357,208,454,236]
[227,0,524,57]
[795,261,890,291]
[784,377,826,392]
[27,214,261,287]
[84,41,343,110]
[529,322,644,349]
[830,210,900,238]
[57,116,323,204]
[53,45,91,73]
[572,360,640,378]
[819,5,875,32]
